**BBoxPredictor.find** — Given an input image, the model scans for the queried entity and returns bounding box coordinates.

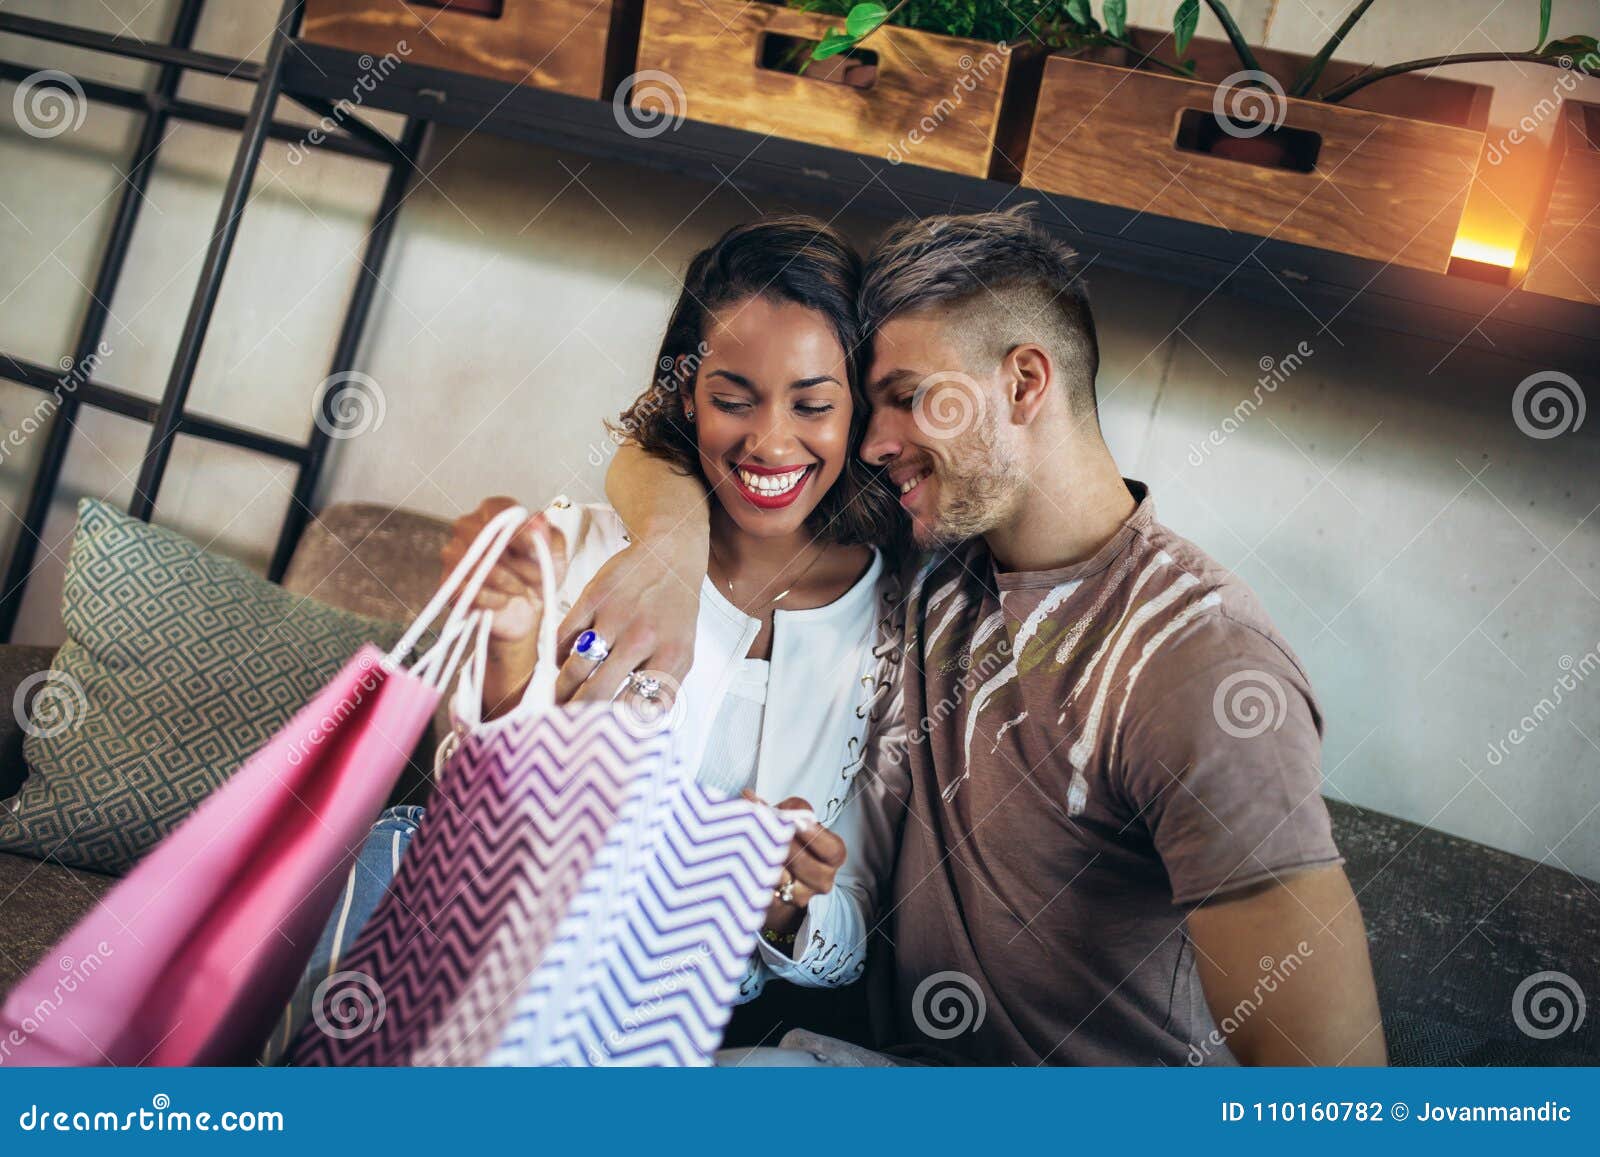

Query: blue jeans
[260,805,424,1065]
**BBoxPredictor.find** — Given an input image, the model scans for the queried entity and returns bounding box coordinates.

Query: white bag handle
[452,525,562,726]
[390,504,531,692]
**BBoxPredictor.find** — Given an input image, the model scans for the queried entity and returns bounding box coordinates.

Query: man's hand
[439,496,567,718]
[553,442,710,703]
[1185,864,1386,1065]
[553,535,704,704]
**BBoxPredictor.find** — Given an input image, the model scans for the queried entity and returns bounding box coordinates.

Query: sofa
[2,502,1595,1065]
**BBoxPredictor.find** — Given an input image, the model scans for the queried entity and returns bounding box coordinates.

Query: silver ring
[628,671,662,700]
[775,878,796,905]
[573,628,610,664]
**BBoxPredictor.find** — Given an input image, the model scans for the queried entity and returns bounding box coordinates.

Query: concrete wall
[3,1,1597,878]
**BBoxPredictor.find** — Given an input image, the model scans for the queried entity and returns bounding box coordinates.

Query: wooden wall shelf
[281,41,1600,375]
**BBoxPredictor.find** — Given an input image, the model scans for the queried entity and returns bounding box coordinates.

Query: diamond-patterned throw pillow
[0,498,405,876]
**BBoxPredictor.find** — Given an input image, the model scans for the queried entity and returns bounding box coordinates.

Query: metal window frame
[0,0,423,639]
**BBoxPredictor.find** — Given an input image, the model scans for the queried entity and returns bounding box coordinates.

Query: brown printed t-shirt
[882,480,1342,1066]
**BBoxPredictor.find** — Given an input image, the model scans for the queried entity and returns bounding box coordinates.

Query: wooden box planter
[301,0,644,99]
[634,0,1042,179]
[1022,30,1493,272]
[1524,100,1600,305]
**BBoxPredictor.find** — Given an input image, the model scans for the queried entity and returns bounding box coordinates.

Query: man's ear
[1003,344,1052,426]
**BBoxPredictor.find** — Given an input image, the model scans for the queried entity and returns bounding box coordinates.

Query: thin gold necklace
[709,538,829,619]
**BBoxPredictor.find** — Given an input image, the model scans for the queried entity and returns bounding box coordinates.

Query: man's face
[861,312,1029,550]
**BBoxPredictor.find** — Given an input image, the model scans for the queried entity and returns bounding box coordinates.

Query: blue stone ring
[573,629,610,664]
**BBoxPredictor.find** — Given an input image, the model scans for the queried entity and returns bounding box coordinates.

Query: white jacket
[539,497,910,999]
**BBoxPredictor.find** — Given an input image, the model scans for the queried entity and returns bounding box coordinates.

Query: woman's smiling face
[685,295,855,539]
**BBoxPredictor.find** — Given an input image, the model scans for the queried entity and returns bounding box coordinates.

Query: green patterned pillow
[1,498,405,876]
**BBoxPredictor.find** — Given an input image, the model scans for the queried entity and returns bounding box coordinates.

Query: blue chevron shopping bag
[485,763,797,1066]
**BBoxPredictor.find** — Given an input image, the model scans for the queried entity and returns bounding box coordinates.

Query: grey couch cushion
[1330,799,1599,1065]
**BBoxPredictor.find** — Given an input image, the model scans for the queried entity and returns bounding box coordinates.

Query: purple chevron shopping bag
[286,699,669,1066]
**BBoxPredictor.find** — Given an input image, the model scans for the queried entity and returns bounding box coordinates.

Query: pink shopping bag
[0,505,539,1067]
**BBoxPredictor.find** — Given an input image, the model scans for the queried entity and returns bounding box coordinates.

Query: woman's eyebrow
[707,370,842,390]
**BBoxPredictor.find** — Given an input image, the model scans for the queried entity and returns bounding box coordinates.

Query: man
[557,208,1386,1066]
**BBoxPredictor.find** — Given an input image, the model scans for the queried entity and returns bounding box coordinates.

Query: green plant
[800,0,1598,101]
[797,1,1193,77]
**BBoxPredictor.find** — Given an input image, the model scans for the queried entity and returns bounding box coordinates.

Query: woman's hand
[439,496,567,718]
[746,794,847,940]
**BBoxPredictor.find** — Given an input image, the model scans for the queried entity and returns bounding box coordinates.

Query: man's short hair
[860,205,1101,418]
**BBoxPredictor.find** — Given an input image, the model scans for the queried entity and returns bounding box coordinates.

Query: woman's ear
[681,374,696,422]
[1005,344,1052,426]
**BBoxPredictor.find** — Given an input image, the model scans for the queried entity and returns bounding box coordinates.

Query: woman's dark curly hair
[610,215,907,555]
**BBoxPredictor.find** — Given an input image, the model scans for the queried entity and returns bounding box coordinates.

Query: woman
[443,216,911,1000]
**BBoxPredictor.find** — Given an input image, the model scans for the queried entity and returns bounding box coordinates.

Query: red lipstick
[729,462,815,510]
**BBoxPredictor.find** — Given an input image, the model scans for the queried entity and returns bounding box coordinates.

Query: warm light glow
[1450,236,1518,268]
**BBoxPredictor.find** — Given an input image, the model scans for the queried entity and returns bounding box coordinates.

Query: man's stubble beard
[915,409,1029,550]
